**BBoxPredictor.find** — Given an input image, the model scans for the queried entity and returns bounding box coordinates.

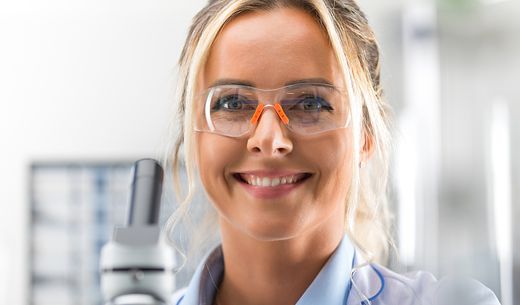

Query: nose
[247,105,293,156]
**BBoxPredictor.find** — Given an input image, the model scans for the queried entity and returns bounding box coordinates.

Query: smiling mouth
[233,173,313,187]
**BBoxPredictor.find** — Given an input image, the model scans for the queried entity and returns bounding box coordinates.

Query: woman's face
[196,7,356,241]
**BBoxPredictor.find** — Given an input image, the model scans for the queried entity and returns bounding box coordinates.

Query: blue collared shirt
[173,236,354,305]
[172,235,500,305]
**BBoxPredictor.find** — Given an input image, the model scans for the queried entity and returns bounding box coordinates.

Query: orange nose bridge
[250,103,265,124]
[250,103,290,125]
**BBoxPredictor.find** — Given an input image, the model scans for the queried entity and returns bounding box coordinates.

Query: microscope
[100,159,175,305]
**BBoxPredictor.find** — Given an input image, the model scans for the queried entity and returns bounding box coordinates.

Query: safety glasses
[194,83,351,137]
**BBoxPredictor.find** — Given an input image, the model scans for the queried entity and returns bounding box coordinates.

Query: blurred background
[0,0,518,304]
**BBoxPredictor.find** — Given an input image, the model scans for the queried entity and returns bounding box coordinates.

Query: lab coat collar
[346,251,385,305]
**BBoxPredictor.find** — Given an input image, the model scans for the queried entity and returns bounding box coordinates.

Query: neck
[215,217,344,305]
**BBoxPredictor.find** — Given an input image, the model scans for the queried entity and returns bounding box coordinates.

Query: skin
[195,7,371,305]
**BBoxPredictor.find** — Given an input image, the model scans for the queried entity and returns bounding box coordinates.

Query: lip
[236,170,309,178]
[232,170,313,199]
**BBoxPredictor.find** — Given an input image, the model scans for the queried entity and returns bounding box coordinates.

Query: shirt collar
[178,235,355,305]
[295,235,355,305]
[178,246,224,305]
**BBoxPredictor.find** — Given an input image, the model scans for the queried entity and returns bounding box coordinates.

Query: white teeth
[241,174,307,187]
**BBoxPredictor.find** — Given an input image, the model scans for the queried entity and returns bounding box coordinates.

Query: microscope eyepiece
[127,159,164,226]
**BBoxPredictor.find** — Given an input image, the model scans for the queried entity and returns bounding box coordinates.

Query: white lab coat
[347,255,500,305]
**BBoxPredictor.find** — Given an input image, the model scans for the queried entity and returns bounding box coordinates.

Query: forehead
[202,7,341,89]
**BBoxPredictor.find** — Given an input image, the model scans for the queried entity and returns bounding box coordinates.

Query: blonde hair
[163,0,393,266]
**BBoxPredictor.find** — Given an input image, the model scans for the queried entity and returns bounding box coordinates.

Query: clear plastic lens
[196,84,349,137]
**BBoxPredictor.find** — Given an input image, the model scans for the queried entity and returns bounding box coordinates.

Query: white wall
[0,1,206,304]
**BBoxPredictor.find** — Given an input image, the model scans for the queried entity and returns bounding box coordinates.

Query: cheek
[298,132,353,200]
[196,133,242,200]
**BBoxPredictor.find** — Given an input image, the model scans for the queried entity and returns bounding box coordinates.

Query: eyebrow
[209,77,334,88]
[285,78,334,87]
[211,79,255,87]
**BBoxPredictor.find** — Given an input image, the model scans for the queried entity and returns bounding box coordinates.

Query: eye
[212,94,254,111]
[294,96,333,111]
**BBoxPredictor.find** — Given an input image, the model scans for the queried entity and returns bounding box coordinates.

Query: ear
[359,129,374,167]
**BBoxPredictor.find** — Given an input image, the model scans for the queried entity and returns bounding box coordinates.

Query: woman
[166,0,501,304]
